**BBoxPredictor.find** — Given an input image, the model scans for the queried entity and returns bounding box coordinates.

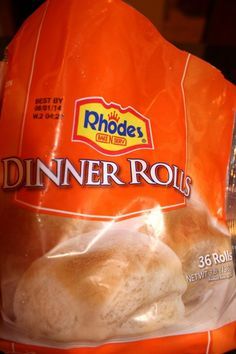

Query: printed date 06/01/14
[198,250,232,269]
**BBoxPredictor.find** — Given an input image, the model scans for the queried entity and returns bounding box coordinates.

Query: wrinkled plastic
[0,1,236,353]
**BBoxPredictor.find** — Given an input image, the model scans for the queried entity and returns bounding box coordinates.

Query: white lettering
[2,157,24,189]
[62,159,86,186]
[102,161,125,185]
[86,160,100,186]
[128,159,155,185]
[150,163,173,185]
[36,158,63,186]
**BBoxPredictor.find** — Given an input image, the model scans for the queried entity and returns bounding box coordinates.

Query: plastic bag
[0,0,236,353]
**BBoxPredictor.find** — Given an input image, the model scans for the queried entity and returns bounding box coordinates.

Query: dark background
[0,0,235,353]
[0,0,236,84]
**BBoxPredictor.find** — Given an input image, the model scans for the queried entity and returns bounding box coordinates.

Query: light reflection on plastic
[145,205,165,238]
[132,303,157,323]
[47,220,115,259]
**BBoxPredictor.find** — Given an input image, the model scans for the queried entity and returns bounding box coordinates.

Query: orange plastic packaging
[0,0,236,353]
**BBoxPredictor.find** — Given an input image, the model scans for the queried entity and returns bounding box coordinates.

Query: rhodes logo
[72,97,153,155]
